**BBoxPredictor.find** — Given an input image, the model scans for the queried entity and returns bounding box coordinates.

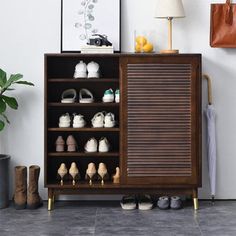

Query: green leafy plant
[0,68,34,131]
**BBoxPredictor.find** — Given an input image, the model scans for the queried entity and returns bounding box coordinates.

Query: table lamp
[155,0,185,54]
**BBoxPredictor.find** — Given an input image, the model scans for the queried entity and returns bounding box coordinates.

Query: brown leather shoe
[13,166,27,210]
[27,165,43,209]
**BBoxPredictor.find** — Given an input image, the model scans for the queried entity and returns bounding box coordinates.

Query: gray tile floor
[0,201,236,236]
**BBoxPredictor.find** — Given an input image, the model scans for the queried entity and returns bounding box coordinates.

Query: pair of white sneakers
[102,89,119,103]
[59,113,86,128]
[85,137,110,153]
[91,112,116,128]
[74,61,100,78]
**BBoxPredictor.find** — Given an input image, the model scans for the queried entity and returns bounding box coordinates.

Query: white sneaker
[85,138,98,152]
[59,113,71,128]
[102,89,114,103]
[73,114,86,128]
[104,113,115,128]
[74,61,87,78]
[87,61,100,78]
[98,137,110,153]
[91,112,105,128]
[115,89,120,103]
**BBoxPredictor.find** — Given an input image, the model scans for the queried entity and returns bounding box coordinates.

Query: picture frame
[61,0,121,53]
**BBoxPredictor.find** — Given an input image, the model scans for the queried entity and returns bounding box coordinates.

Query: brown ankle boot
[27,165,43,209]
[13,166,27,210]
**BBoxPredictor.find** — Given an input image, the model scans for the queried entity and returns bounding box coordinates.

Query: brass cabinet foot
[48,198,52,211]
[193,198,199,210]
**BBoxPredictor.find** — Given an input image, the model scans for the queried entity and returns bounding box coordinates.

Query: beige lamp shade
[155,0,185,18]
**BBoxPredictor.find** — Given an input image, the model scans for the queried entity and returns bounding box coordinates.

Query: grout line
[193,212,204,236]
[93,207,98,236]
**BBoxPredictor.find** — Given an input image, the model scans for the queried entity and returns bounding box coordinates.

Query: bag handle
[225,0,233,25]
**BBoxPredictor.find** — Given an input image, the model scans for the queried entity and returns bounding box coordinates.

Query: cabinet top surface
[45,53,201,58]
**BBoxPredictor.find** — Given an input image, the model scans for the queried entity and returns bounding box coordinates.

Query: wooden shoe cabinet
[45,53,202,210]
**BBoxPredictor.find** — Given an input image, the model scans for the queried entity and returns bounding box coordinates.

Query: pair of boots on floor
[13,165,43,210]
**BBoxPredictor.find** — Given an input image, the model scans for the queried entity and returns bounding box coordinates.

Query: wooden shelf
[46,182,120,189]
[48,102,119,107]
[48,152,119,157]
[48,78,119,83]
[48,127,120,132]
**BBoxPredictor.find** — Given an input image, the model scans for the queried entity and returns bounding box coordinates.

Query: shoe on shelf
[79,88,94,103]
[59,113,71,128]
[74,61,87,78]
[87,61,100,78]
[84,138,98,152]
[85,162,97,185]
[66,135,77,152]
[115,89,120,103]
[57,163,68,186]
[55,136,65,152]
[98,137,110,153]
[120,195,137,210]
[112,167,120,184]
[102,88,114,103]
[157,196,170,210]
[170,196,183,210]
[91,111,105,128]
[138,195,154,211]
[61,89,77,103]
[69,162,80,186]
[97,162,109,185]
[104,112,116,128]
[73,114,86,128]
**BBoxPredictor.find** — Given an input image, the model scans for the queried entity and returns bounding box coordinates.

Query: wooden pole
[160,17,179,54]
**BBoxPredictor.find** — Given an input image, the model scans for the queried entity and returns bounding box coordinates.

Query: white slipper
[61,89,77,103]
[79,88,94,103]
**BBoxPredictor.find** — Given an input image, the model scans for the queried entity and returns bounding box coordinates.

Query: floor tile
[0,201,236,236]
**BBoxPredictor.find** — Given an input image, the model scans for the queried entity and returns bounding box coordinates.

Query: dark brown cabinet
[45,53,201,210]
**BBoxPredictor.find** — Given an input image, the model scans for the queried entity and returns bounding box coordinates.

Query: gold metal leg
[193,198,199,210]
[192,189,199,211]
[48,198,52,211]
[48,188,54,211]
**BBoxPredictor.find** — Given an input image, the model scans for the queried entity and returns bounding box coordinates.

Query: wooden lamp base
[160,49,179,54]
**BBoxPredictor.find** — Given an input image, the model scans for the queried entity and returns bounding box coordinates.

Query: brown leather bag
[210,0,236,48]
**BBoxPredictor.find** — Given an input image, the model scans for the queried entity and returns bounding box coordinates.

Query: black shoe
[138,195,153,210]
[120,195,136,210]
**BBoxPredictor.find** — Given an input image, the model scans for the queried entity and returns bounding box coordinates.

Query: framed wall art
[61,0,121,53]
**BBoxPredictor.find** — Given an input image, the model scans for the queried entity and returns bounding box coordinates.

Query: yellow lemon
[143,43,154,53]
[136,36,147,46]
[135,44,142,53]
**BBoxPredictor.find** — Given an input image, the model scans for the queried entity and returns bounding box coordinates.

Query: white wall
[0,0,236,200]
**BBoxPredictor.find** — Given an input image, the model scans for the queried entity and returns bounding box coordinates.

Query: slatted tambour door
[127,63,192,180]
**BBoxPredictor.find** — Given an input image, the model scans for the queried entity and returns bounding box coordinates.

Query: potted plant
[0,68,34,208]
